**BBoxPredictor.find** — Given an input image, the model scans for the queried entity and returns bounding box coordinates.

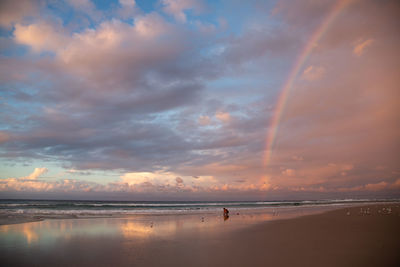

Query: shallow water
[0,205,340,249]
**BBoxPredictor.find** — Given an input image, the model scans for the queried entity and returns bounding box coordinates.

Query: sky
[0,0,399,200]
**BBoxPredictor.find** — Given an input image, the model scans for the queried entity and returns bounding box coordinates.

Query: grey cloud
[0,0,40,28]
[221,28,298,65]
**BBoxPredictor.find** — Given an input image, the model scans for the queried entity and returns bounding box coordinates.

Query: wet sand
[0,204,399,266]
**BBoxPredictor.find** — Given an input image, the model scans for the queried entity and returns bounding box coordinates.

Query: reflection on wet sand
[120,215,221,239]
[0,212,270,246]
[0,223,38,244]
[120,221,156,238]
[0,218,120,247]
[0,206,332,248]
[22,224,38,244]
[120,211,282,239]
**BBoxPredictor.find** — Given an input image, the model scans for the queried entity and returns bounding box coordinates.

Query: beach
[0,203,399,266]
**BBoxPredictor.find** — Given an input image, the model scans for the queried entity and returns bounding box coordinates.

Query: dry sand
[1,204,399,267]
[209,204,400,267]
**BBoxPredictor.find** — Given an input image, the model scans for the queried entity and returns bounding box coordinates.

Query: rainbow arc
[264,0,353,166]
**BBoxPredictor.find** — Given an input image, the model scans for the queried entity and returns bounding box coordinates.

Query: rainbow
[263,0,353,166]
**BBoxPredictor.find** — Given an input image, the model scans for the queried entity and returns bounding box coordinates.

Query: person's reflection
[223,208,230,221]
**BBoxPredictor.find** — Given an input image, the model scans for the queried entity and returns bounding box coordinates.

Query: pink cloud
[198,115,211,126]
[282,169,296,176]
[0,131,9,143]
[215,111,231,123]
[301,65,325,81]
[337,180,396,192]
[353,38,374,56]
[161,0,205,22]
[14,22,67,52]
[25,168,48,180]
[392,179,400,188]
[364,181,388,191]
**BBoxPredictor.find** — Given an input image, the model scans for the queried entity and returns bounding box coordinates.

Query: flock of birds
[346,206,395,216]
[377,207,392,215]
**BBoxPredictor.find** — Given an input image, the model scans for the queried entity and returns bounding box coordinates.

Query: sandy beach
[217,204,400,267]
[0,203,399,266]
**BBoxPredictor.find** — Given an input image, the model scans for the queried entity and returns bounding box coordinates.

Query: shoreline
[1,200,399,226]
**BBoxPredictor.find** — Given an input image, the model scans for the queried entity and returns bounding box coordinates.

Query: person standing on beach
[223,208,229,216]
[223,208,230,221]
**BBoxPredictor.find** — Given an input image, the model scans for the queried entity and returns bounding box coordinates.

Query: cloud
[301,65,325,81]
[282,169,295,176]
[1,166,398,197]
[290,186,327,193]
[0,168,100,192]
[0,178,53,192]
[66,169,91,176]
[391,179,400,189]
[338,180,394,192]
[221,26,297,65]
[14,22,67,53]
[120,172,162,186]
[194,20,217,34]
[353,38,374,56]
[117,0,139,19]
[134,13,172,38]
[118,172,189,192]
[364,181,388,191]
[272,0,335,27]
[2,11,217,174]
[0,0,399,199]
[0,131,10,143]
[161,0,204,22]
[0,0,39,28]
[0,168,51,191]
[25,168,48,180]
[292,155,304,161]
[111,170,273,194]
[120,0,136,7]
[67,0,95,10]
[215,111,231,123]
[66,0,103,21]
[13,14,190,83]
[0,168,48,183]
[198,115,211,126]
